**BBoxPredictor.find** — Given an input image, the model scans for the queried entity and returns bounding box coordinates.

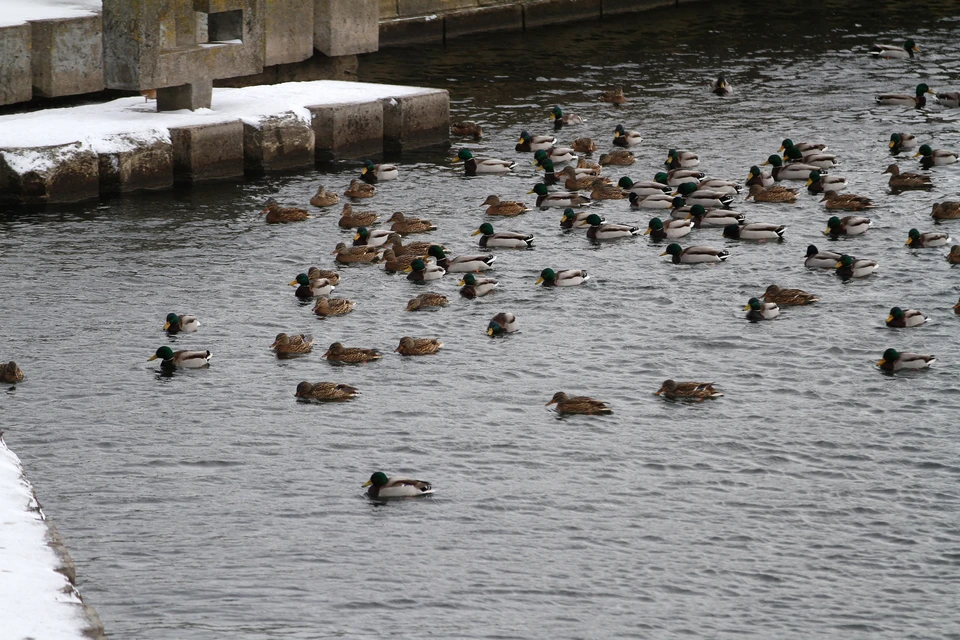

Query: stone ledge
[445,4,523,38]
[30,15,105,99]
[0,23,32,106]
[169,121,246,183]
[0,142,99,205]
[380,15,444,47]
[382,90,450,153]
[523,0,602,29]
[308,101,384,161]
[97,134,174,193]
[243,112,316,172]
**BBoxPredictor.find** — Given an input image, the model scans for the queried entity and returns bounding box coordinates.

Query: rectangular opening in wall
[208,10,243,42]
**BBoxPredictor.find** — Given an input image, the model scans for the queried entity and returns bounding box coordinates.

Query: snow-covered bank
[0,0,100,28]
[0,436,104,640]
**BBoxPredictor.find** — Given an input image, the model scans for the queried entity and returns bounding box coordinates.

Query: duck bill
[834,262,843,268]
[888,140,896,148]
[361,167,368,175]
[353,234,361,241]
[147,355,159,361]
[761,160,770,166]
[885,316,894,323]
[823,228,830,235]
[905,238,912,245]
[535,276,544,285]
[806,179,813,186]
[470,229,482,236]
[654,389,663,395]
[288,280,299,286]
[659,251,669,256]
[913,152,922,158]
[486,328,494,336]
[451,157,462,163]
[457,280,466,286]
[643,228,651,235]
[927,89,935,94]
[403,266,413,273]
[162,321,171,330]
[876,359,886,367]
[362,480,373,487]
[742,305,751,311]
[777,145,785,152]
[545,399,557,406]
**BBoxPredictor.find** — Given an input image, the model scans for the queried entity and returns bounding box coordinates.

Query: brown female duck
[598,85,626,104]
[598,149,635,166]
[883,164,932,190]
[654,380,723,400]
[309,186,339,208]
[261,198,311,223]
[821,191,875,210]
[762,285,819,306]
[344,178,375,199]
[338,203,378,229]
[745,184,798,202]
[571,137,598,153]
[381,248,418,273]
[0,361,24,383]
[482,195,530,216]
[546,392,613,415]
[270,333,314,355]
[451,121,483,140]
[394,336,443,356]
[931,201,960,220]
[406,292,449,311]
[312,296,355,317]
[332,242,380,264]
[295,381,359,402]
[307,266,340,286]
[387,211,437,234]
[322,342,382,363]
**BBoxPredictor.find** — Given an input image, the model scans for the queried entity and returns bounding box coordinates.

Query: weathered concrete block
[243,112,316,172]
[523,0,602,29]
[0,23,32,106]
[97,134,174,193]
[601,0,673,12]
[169,120,245,182]
[0,142,99,205]
[308,101,383,160]
[265,0,314,66]
[157,79,214,111]
[379,15,443,47]
[31,16,105,98]
[314,0,379,57]
[379,0,399,18]
[214,52,358,87]
[444,4,523,38]
[398,0,477,16]
[382,90,449,153]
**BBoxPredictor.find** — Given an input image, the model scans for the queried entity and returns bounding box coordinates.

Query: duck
[533,147,579,166]
[307,267,339,286]
[453,149,515,176]
[598,85,626,104]
[723,223,785,241]
[645,217,693,241]
[312,296,355,317]
[451,121,483,140]
[762,155,821,181]
[782,144,838,169]
[889,132,919,155]
[546,392,612,415]
[914,144,959,168]
[695,178,742,195]
[931,201,960,220]
[821,192,875,210]
[870,39,920,58]
[163,313,199,334]
[685,205,745,228]
[405,258,445,282]
[353,226,393,248]
[487,312,519,336]
[618,176,670,197]
[661,243,729,264]
[805,244,844,269]
[655,379,722,400]
[458,273,498,298]
[386,235,435,257]
[877,348,934,371]
[876,83,934,107]
[363,472,433,498]
[323,342,382,363]
[955,297,960,314]
[294,381,359,402]
[665,169,706,187]
[825,215,871,236]
[883,163,932,190]
[835,254,878,278]
[763,285,818,306]
[886,307,928,328]
[745,184,798,202]
[560,166,603,191]
[665,149,699,169]
[337,203,378,229]
[482,195,529,216]
[387,211,436,234]
[426,245,496,273]
[779,139,827,154]
[332,242,380,264]
[271,333,314,355]
[807,170,847,194]
[947,246,960,264]
[360,160,399,183]
[598,149,635,165]
[746,165,775,187]
[628,192,676,209]
[673,182,734,208]
[394,336,443,355]
[560,208,603,229]
[0,361,24,384]
[578,157,602,172]
[571,137,598,153]
[530,183,590,208]
[472,222,534,248]
[148,346,211,369]
[744,297,779,321]
[344,179,375,198]
[406,292,449,311]
[711,75,732,96]
[590,180,627,201]
[937,92,960,107]
[906,228,951,247]
[516,130,557,153]
[381,248,418,273]
[580,213,640,240]
[289,273,335,299]
[309,186,339,208]
[261,198,311,223]
[536,268,589,287]
[550,106,584,129]
[613,124,643,147]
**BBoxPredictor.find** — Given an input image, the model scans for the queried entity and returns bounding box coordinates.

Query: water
[4,1,960,637]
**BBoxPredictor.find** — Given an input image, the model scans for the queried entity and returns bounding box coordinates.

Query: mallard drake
[307,267,339,286]
[937,92,960,107]
[312,296,355,317]
[673,182,734,208]
[821,192,875,210]
[711,75,732,96]
[686,204,745,228]
[361,160,399,183]
[871,39,919,58]
[482,195,529,216]
[290,273,335,299]
[536,268,589,287]
[323,342,382,363]
[332,242,379,264]
[453,149,515,176]
[598,149,635,165]
[344,179,375,198]
[807,170,847,194]
[745,184,798,202]
[405,258,445,282]
[164,313,199,334]
[762,155,821,181]
[0,361,24,383]
[271,333,314,355]
[451,121,483,140]
[744,297,779,321]
[886,307,927,328]
[533,148,579,167]
[381,248,417,273]
[295,381,359,402]
[459,273,498,298]
[406,292,449,311]
[590,180,627,200]
[337,203,377,229]
[655,379,723,399]
[835,254,878,278]
[530,183,590,208]
[906,228,951,247]
[889,133,919,155]
[148,346,211,369]
[395,336,443,355]
[550,106,585,130]
[931,201,960,220]
[628,192,675,209]
[825,215,871,236]
[723,223,785,241]
[661,243,729,264]
[947,246,960,264]
[363,472,433,498]
[696,178,742,195]
[613,124,643,147]
[883,163,932,190]
[560,166,601,191]
[915,144,959,168]
[580,213,640,240]
[779,139,827,154]
[560,208,603,229]
[598,85,626,104]
[746,165,775,187]
[487,312,518,336]
[763,285,818,306]
[665,169,706,187]
[472,222,534,248]
[618,176,670,196]
[353,226,393,248]
[877,348,934,371]
[426,245,496,273]
[571,137,598,153]
[876,83,934,107]
[645,216,693,241]
[309,186,339,208]
[261,198,311,223]
[387,212,436,235]
[805,244,844,269]
[516,130,557,153]
[387,235,434,257]
[665,149,699,169]
[783,144,838,169]
[546,391,612,415]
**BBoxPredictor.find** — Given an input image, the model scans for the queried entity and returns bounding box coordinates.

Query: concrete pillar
[31,16,105,98]
[382,90,450,153]
[265,0,314,66]
[243,112,316,172]
[157,80,214,111]
[0,23,32,106]
[169,121,246,183]
[308,101,383,161]
[97,134,174,193]
[0,142,99,205]
[314,0,379,56]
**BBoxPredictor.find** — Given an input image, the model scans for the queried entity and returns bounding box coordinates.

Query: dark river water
[4,0,960,637]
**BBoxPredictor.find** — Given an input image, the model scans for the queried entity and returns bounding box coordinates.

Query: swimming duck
[590,181,627,201]
[947,246,960,264]
[148,346,211,369]
[332,242,380,264]
[655,379,723,399]
[937,92,960,107]
[381,248,418,273]
[762,155,821,181]
[361,160,399,183]
[472,222,534,248]
[458,273,498,298]
[560,166,602,191]
[779,139,827,154]
[745,184,798,202]
[453,149,515,176]
[805,245,844,269]
[312,296,355,317]
[870,39,919,58]
[711,75,732,96]
[661,243,729,264]
[763,285,818,306]
[821,192,875,210]
[835,254,878,278]
[598,149,635,165]
[482,195,530,216]
[571,137,598,153]
[530,183,590,208]
[353,226,393,248]
[598,85,626,104]
[405,258,445,282]
[665,149,699,169]
[723,223,785,241]
[387,211,436,235]
[337,203,378,229]
[955,297,960,314]
[323,342,382,363]
[580,213,640,240]
[783,144,838,169]
[578,157,602,171]
[825,215,871,236]
[877,348,934,371]
[886,307,928,328]
[883,164,932,190]
[618,176,670,196]
[628,192,676,209]
[164,313,199,334]
[889,133,919,155]
[807,170,847,194]
[0,361,24,383]
[394,336,443,355]
[906,228,951,247]
[344,179,376,198]
[546,392,613,415]
[931,201,960,220]
[271,333,314,355]
[673,182,734,208]
[744,297,779,321]
[487,312,519,336]
[560,208,603,229]
[645,217,693,241]
[550,106,584,130]
[516,130,557,153]
[695,178,742,195]
[664,169,706,187]
[451,121,483,140]
[309,186,339,208]
[536,268,589,287]
[685,205,745,228]
[261,198,311,223]
[533,147,579,166]
[426,245,496,273]
[915,144,959,168]
[746,165,775,187]
[613,124,643,147]
[289,273,335,299]
[876,83,934,107]
[406,292,449,311]
[295,381,359,402]
[363,472,433,498]
[387,235,435,257]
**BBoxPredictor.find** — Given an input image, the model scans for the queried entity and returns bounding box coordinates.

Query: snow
[0,0,101,27]
[0,438,89,640]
